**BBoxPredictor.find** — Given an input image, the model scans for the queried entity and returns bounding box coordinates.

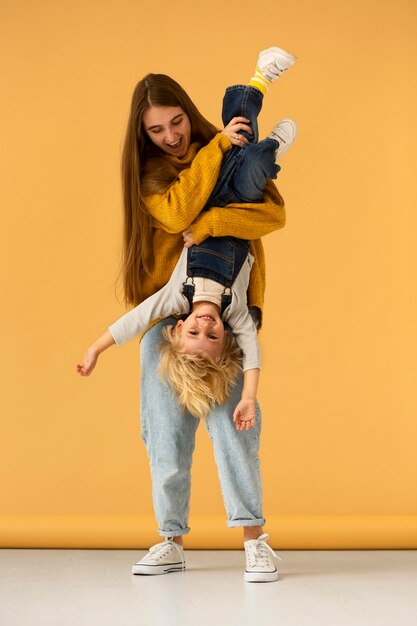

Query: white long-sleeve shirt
[108,247,261,371]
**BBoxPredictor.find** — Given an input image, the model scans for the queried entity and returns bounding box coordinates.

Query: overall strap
[182,238,250,314]
[220,289,232,316]
[182,276,195,311]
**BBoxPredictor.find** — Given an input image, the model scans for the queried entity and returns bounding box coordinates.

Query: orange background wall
[1,0,416,548]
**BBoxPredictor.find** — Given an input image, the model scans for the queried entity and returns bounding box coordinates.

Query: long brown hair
[120,73,218,306]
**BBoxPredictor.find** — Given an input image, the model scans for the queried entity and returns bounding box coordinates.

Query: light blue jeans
[140,317,265,537]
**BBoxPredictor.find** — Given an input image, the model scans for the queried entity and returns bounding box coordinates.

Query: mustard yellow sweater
[141,133,286,327]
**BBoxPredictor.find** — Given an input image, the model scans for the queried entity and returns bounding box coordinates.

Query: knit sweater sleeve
[145,133,232,234]
[190,180,286,244]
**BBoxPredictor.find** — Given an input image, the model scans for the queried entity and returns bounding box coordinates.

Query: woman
[120,48,291,582]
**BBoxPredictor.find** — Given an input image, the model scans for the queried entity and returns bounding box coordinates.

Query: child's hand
[233,399,256,431]
[76,347,99,377]
[182,229,196,248]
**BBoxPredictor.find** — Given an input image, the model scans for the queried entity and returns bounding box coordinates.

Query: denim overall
[207,84,281,207]
[182,236,250,316]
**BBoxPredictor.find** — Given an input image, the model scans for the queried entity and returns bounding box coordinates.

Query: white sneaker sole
[244,569,278,582]
[132,562,185,575]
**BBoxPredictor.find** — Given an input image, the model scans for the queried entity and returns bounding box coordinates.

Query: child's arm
[233,368,260,431]
[76,250,189,377]
[108,249,188,346]
[76,330,115,376]
[223,255,262,430]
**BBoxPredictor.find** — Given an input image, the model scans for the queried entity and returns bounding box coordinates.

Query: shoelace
[148,537,186,571]
[252,533,283,564]
[263,63,286,81]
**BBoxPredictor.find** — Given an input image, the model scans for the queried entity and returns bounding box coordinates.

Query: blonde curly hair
[158,324,242,419]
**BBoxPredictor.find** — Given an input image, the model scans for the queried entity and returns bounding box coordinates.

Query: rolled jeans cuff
[158,526,191,538]
[227,518,266,528]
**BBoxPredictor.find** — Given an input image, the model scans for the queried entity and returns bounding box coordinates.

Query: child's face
[143,105,191,158]
[174,303,225,360]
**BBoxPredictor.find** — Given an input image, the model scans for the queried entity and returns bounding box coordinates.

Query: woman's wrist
[217,132,233,152]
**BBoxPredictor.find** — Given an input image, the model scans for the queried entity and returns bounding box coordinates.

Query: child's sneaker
[257,46,297,82]
[244,533,282,582]
[268,118,298,160]
[132,537,185,575]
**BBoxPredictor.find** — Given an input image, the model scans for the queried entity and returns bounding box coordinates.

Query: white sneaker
[268,118,298,160]
[257,46,297,81]
[244,533,282,582]
[132,537,185,575]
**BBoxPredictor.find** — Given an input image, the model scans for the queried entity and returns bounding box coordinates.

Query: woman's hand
[221,116,253,147]
[182,229,196,248]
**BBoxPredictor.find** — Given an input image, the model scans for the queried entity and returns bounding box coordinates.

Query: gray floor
[1,549,416,626]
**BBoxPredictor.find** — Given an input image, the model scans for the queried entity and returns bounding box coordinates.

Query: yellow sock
[248,67,270,96]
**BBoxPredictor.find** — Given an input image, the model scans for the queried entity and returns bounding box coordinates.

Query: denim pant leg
[140,317,199,537]
[204,374,265,528]
[222,84,264,143]
[226,138,281,203]
[207,85,265,207]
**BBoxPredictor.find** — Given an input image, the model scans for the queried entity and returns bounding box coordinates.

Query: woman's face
[143,105,191,157]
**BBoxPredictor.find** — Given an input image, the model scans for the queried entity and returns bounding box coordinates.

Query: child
[77,46,297,430]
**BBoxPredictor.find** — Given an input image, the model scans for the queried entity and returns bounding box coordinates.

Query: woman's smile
[165,136,184,154]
